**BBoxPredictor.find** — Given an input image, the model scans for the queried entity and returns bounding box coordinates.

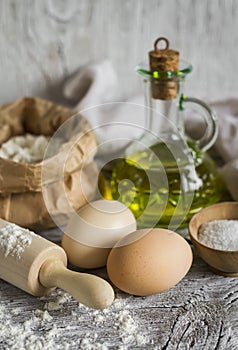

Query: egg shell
[107,228,193,296]
[62,234,111,269]
[64,200,136,248]
[61,200,137,269]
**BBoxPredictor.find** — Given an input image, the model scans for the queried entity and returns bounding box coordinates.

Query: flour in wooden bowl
[199,219,238,251]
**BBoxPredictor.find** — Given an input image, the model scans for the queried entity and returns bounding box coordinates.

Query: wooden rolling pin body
[0,233,67,296]
[0,220,115,309]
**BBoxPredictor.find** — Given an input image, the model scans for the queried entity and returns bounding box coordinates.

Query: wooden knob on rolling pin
[39,259,115,310]
[149,37,179,100]
[0,219,114,309]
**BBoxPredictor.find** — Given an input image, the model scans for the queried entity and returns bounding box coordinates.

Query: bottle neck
[144,78,185,140]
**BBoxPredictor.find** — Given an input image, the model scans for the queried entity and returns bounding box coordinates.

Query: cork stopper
[149,37,179,100]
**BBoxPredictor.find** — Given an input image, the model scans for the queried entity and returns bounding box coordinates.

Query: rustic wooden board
[0,232,237,349]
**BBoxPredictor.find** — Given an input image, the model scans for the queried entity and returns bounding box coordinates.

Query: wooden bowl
[189,202,238,277]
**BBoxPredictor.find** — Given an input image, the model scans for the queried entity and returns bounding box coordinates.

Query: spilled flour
[0,223,34,259]
[0,292,151,350]
[78,298,150,349]
[0,302,60,350]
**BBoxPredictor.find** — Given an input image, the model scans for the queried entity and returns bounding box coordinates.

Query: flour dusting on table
[0,292,152,349]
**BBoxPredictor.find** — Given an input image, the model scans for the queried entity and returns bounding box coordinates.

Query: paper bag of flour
[0,97,97,231]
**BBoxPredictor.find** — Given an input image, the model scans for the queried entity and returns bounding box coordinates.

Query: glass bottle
[100,41,230,230]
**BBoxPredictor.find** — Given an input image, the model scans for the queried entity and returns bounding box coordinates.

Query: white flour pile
[0,134,50,163]
[199,219,238,251]
[0,222,34,259]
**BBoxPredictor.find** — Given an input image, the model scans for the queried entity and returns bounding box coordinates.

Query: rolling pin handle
[39,259,115,310]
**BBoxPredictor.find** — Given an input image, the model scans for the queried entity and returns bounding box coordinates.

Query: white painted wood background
[0,0,237,106]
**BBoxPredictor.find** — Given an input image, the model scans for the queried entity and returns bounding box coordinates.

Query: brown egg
[107,228,193,296]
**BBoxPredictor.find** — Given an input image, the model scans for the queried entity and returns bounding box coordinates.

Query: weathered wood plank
[0,0,237,106]
[0,246,237,349]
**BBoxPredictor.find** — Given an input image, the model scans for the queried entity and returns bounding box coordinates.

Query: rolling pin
[0,219,114,309]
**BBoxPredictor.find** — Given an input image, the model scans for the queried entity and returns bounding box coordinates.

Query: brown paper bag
[0,97,97,231]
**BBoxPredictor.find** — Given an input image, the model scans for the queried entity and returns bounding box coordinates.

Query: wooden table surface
[0,229,237,350]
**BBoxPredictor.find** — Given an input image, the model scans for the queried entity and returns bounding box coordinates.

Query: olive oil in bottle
[106,140,229,229]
